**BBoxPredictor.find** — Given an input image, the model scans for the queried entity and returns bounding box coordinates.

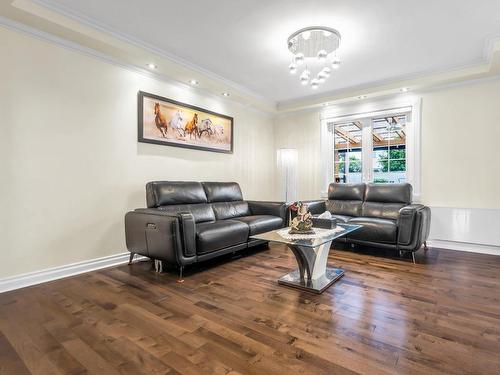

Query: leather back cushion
[146,181,207,208]
[326,200,362,217]
[328,183,366,200]
[211,201,250,220]
[362,183,412,220]
[157,203,215,223]
[364,183,412,203]
[325,183,365,217]
[202,182,243,202]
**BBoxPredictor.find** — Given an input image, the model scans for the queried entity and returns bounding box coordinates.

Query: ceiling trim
[0,15,275,118]
[29,0,272,104]
[277,35,500,113]
[4,0,500,116]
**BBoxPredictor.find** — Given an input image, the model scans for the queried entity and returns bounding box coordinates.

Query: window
[330,112,408,184]
[333,122,362,183]
[372,115,407,183]
[320,99,421,198]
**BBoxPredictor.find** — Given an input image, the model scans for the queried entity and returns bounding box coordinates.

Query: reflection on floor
[1,244,499,374]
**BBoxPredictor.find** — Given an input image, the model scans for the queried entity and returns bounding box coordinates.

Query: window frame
[319,97,421,200]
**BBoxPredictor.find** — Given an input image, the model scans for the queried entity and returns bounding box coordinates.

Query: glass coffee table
[251,224,361,294]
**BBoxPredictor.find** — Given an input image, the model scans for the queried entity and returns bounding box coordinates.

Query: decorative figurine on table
[289,202,314,234]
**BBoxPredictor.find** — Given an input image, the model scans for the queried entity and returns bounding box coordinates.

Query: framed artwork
[138,91,234,153]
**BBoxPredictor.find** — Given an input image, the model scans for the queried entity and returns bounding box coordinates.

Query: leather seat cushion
[325,200,363,217]
[331,214,353,223]
[347,217,397,244]
[196,220,249,254]
[211,201,251,220]
[232,215,283,235]
[312,214,353,223]
[157,203,215,223]
[362,202,406,221]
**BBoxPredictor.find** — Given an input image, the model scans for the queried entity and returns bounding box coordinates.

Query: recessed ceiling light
[400,87,410,92]
[357,95,367,99]
[189,79,199,85]
[147,63,157,69]
[222,92,230,97]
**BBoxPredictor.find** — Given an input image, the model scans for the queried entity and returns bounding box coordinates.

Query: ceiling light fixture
[189,79,199,85]
[288,26,341,89]
[147,63,157,69]
[222,92,230,97]
[358,95,367,100]
[400,87,409,92]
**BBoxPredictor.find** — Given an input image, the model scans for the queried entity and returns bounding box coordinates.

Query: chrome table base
[278,239,343,294]
[278,267,344,294]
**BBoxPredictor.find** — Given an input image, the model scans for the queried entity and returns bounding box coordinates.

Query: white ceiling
[36,0,500,103]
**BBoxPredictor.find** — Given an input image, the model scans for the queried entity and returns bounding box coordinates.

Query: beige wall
[420,80,500,208]
[3,24,500,280]
[274,79,500,209]
[274,111,323,200]
[0,27,275,278]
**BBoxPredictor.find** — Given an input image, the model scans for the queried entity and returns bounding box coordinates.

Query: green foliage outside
[336,148,406,175]
[376,149,406,172]
[337,153,362,173]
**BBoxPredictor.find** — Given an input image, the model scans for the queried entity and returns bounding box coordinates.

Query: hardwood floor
[1,245,500,375]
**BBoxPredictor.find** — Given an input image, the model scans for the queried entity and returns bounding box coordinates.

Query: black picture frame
[138,91,234,154]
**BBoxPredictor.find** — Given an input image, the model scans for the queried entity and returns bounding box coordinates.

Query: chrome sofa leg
[128,252,135,265]
[154,259,163,273]
[424,241,428,251]
[177,266,185,283]
[412,252,416,264]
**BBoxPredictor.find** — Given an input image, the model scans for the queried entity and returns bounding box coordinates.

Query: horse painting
[168,110,185,137]
[154,103,168,137]
[198,118,213,138]
[184,113,199,139]
[214,124,225,142]
[139,91,233,153]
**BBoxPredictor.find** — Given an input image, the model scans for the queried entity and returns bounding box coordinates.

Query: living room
[1,1,499,374]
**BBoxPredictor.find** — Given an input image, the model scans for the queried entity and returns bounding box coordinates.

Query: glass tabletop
[250,224,362,248]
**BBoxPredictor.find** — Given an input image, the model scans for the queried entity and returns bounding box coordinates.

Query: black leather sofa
[125,181,286,277]
[307,183,431,262]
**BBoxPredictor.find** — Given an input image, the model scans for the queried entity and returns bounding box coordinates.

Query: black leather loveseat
[125,181,286,277]
[307,183,431,262]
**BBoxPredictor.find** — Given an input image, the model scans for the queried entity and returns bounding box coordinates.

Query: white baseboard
[0,252,148,294]
[427,239,500,256]
[1,238,498,294]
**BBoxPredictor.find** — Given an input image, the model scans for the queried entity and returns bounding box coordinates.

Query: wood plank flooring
[1,244,500,375]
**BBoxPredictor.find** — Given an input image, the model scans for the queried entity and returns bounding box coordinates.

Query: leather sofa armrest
[303,200,327,215]
[397,204,431,249]
[125,208,197,265]
[177,211,196,257]
[247,201,287,220]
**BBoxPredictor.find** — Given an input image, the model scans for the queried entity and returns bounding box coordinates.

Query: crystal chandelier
[287,26,341,89]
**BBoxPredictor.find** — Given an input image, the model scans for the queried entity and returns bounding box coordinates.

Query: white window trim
[319,96,422,201]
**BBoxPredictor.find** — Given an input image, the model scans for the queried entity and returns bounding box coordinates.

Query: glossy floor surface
[1,245,499,374]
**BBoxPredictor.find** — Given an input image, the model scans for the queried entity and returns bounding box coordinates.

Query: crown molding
[5,0,277,114]
[4,0,500,117]
[0,15,276,118]
[28,0,272,105]
[277,34,500,112]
